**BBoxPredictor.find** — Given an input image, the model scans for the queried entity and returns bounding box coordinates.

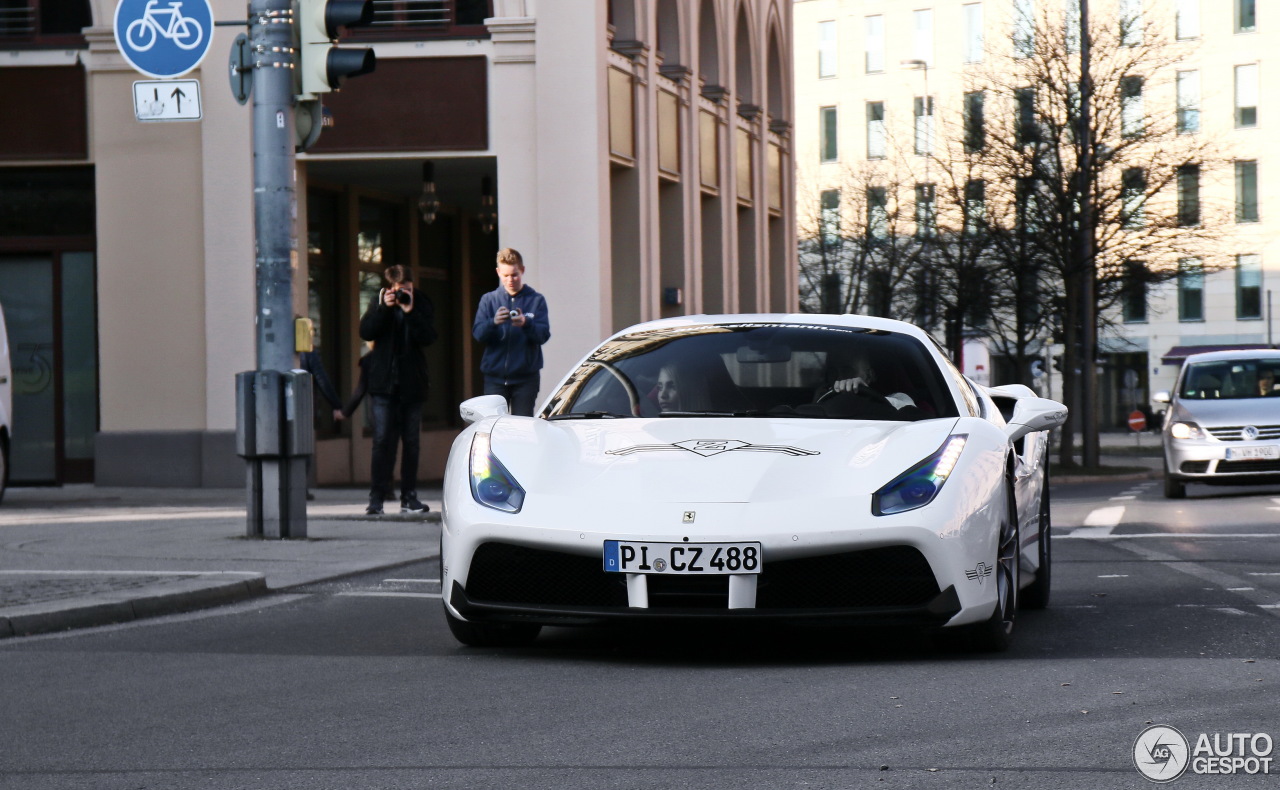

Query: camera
[394,289,412,305]
[509,308,521,318]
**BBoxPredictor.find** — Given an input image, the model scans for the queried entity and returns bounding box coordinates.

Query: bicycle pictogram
[125,0,204,51]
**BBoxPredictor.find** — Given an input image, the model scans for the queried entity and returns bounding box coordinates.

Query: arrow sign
[132,79,203,122]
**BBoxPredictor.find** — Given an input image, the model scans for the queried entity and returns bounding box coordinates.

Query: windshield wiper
[547,411,630,420]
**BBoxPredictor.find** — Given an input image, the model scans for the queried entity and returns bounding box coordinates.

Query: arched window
[656,0,681,66]
[608,0,638,41]
[698,0,720,86]
[765,21,786,123]
[734,5,754,104]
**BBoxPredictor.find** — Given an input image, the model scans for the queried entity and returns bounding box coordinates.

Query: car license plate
[1226,445,1280,461]
[603,541,762,574]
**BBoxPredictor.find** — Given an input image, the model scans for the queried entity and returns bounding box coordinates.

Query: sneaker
[400,495,429,514]
[365,501,384,516]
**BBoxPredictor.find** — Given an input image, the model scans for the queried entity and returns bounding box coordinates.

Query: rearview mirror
[736,344,792,363]
[1003,396,1068,443]
[459,394,509,425]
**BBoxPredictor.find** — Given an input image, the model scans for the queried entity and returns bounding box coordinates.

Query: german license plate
[1226,445,1280,461]
[603,541,762,574]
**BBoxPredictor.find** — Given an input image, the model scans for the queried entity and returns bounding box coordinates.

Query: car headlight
[872,435,968,516]
[1169,421,1205,440]
[469,431,526,513]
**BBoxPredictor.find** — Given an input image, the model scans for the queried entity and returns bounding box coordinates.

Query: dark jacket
[358,291,437,402]
[471,284,551,383]
[297,350,343,411]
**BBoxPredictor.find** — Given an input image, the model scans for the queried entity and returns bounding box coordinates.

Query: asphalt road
[3,478,1280,789]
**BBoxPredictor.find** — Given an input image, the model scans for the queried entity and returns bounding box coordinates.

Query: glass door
[0,256,57,482]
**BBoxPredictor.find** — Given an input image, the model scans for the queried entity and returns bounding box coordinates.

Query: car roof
[610,313,938,344]
[1182,349,1280,364]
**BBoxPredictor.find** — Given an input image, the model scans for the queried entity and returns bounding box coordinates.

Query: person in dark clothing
[297,332,346,500]
[471,248,551,416]
[358,265,437,515]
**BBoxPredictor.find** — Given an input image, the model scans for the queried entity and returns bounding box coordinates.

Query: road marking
[1109,496,1136,501]
[1248,572,1280,576]
[1214,607,1251,616]
[383,578,440,585]
[1071,505,1126,537]
[336,591,442,599]
[1097,574,1129,578]
[1110,542,1280,620]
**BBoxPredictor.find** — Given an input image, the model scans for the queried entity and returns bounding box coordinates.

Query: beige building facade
[0,0,796,487]
[793,0,1276,427]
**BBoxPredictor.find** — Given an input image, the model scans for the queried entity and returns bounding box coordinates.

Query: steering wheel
[817,381,891,406]
[597,361,643,416]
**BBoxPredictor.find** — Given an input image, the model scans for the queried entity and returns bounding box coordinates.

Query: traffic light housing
[297,0,376,99]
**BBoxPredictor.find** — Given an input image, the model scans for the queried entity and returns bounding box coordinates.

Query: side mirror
[1153,390,1171,404]
[1003,396,1069,443]
[459,394,509,425]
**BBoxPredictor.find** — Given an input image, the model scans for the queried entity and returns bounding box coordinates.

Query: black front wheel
[957,478,1019,652]
[1163,460,1186,499]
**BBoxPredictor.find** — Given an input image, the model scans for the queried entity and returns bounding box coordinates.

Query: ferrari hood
[483,416,961,503]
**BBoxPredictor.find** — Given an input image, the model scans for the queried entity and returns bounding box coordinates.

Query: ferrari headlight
[469,432,525,513]
[872,435,968,516]
[1169,421,1205,440]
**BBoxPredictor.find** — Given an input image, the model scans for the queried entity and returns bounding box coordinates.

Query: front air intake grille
[466,542,627,608]
[1216,459,1280,474]
[756,546,940,609]
[1180,460,1211,474]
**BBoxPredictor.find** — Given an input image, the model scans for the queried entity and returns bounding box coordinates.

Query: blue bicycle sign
[114,0,213,79]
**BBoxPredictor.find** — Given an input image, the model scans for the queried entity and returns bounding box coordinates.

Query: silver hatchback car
[1154,350,1280,498]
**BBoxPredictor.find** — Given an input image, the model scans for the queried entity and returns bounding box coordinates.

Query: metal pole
[1079,0,1100,467]
[1268,289,1273,347]
[246,0,306,538]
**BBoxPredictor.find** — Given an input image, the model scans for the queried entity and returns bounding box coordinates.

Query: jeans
[369,395,422,502]
[483,376,540,417]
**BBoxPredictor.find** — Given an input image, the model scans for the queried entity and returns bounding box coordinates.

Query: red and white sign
[1128,410,1147,432]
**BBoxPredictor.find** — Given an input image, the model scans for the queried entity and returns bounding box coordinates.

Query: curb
[1053,469,1162,485]
[0,573,267,639]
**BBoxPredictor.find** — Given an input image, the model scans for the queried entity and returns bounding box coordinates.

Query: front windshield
[1179,359,1280,400]
[541,323,959,422]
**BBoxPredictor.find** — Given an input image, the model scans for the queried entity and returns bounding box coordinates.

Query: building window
[819,189,840,247]
[0,0,92,45]
[1176,70,1200,134]
[1178,259,1204,322]
[1237,254,1263,319]
[1013,0,1034,57]
[1121,76,1143,137]
[963,3,983,63]
[915,184,937,239]
[1236,160,1259,222]
[964,179,986,236]
[866,101,886,159]
[1016,87,1037,145]
[1122,261,1148,323]
[913,96,934,155]
[820,106,838,163]
[1176,0,1200,39]
[867,186,888,240]
[1122,168,1146,229]
[1177,165,1200,227]
[1016,177,1041,232]
[1235,64,1258,127]
[818,21,837,78]
[865,15,884,74]
[1237,0,1256,33]
[964,91,986,152]
[1119,0,1142,46]
[913,9,933,66]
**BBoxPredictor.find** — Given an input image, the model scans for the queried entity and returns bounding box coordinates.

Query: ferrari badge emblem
[683,511,696,523]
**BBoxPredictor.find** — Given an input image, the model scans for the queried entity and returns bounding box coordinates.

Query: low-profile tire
[958,477,1020,652]
[1163,460,1186,499]
[444,605,541,648]
[1020,465,1052,610]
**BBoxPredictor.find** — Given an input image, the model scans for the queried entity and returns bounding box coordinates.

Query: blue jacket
[472,284,551,383]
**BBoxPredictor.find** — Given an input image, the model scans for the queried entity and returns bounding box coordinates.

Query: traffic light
[296,0,376,99]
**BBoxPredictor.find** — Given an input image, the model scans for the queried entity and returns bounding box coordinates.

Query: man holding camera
[358,264,437,515]
[472,247,551,416]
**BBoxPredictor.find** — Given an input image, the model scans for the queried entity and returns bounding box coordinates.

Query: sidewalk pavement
[0,484,441,639]
[0,434,1163,640]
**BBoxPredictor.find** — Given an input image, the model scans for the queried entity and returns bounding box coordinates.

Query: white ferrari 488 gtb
[441,315,1066,651]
